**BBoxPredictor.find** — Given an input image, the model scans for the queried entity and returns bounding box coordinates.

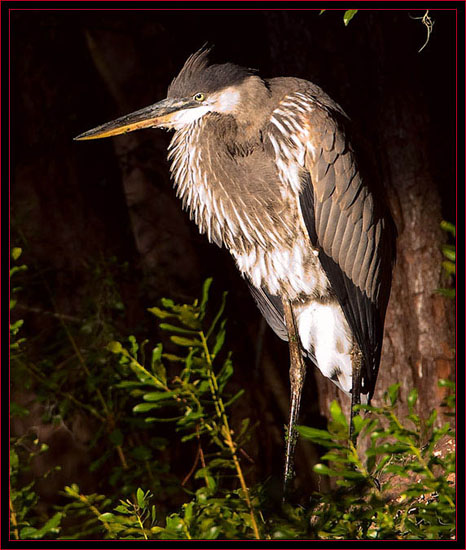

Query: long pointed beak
[74,98,188,141]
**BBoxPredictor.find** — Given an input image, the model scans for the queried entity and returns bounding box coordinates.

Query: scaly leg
[282,299,306,499]
[350,346,363,445]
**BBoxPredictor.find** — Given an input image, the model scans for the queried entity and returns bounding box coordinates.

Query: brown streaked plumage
[75,46,396,495]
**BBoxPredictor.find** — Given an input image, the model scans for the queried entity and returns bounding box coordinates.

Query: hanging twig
[410,10,434,53]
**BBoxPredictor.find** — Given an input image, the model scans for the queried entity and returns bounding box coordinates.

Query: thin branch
[410,10,434,53]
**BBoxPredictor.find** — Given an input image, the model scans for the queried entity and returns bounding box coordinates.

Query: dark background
[9,5,457,508]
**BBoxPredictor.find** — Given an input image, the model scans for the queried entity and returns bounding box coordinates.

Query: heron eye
[193,93,205,101]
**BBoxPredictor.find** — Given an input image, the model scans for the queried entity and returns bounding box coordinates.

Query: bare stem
[199,331,261,540]
[9,491,19,540]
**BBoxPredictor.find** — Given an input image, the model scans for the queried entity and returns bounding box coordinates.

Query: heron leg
[282,299,306,499]
[349,346,363,445]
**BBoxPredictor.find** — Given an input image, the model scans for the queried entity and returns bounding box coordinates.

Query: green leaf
[200,278,213,320]
[144,416,181,423]
[425,408,438,427]
[407,388,418,409]
[217,357,233,390]
[21,513,63,538]
[441,246,455,262]
[223,389,245,408]
[10,319,24,332]
[10,449,19,471]
[143,390,179,402]
[128,335,139,356]
[330,400,348,429]
[162,353,184,363]
[440,220,455,237]
[313,463,339,476]
[387,383,401,406]
[206,291,228,340]
[114,380,144,389]
[9,265,27,277]
[160,297,175,308]
[151,346,167,383]
[212,322,226,356]
[442,260,456,275]
[133,402,169,413]
[296,425,334,440]
[151,343,163,363]
[12,247,22,260]
[159,323,199,335]
[205,525,220,539]
[114,504,131,515]
[20,527,38,539]
[107,341,123,354]
[136,488,145,508]
[343,9,358,25]
[147,306,174,319]
[36,512,63,536]
[183,501,194,524]
[99,512,117,522]
[179,305,199,329]
[435,288,455,299]
[170,335,202,347]
[320,451,349,463]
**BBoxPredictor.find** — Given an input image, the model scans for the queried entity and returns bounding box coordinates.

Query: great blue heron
[76,46,396,490]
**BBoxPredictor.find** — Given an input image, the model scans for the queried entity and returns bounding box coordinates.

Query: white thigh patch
[294,300,354,395]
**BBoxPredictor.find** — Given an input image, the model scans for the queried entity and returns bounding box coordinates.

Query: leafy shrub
[10,254,455,540]
[297,383,455,539]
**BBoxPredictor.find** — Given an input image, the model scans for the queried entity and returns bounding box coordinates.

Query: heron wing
[268,87,395,397]
[247,284,287,341]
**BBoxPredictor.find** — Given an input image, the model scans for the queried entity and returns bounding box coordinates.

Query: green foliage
[10,248,27,351]
[297,383,455,539]
[319,9,358,26]
[104,278,261,539]
[437,221,455,299]
[10,436,64,540]
[343,10,358,26]
[10,259,455,540]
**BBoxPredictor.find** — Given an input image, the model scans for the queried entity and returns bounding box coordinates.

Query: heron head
[75,46,270,141]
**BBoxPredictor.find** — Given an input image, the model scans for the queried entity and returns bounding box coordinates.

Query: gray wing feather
[264,85,395,397]
[293,92,396,397]
[247,284,288,341]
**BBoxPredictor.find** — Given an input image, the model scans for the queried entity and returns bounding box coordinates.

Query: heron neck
[232,76,273,147]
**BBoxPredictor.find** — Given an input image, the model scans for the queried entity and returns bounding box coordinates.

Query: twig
[9,491,19,540]
[181,447,200,486]
[410,10,434,53]
[16,304,82,323]
[199,331,261,540]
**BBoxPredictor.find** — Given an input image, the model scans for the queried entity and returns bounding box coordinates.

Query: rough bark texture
[11,10,455,499]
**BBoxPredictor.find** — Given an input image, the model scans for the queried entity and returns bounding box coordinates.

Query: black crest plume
[168,45,257,98]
